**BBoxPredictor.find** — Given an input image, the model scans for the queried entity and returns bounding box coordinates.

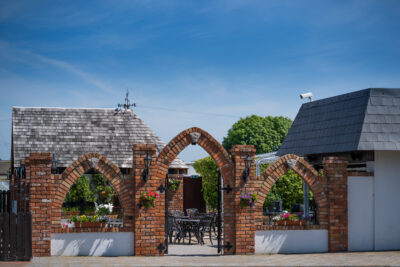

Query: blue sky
[0,0,400,161]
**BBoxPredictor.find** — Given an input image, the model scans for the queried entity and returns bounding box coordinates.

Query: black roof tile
[277,88,400,156]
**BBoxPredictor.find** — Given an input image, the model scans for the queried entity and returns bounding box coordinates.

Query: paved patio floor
[1,251,400,266]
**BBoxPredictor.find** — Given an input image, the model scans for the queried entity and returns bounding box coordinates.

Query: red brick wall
[255,154,329,230]
[51,153,134,234]
[28,153,53,256]
[26,152,135,256]
[323,157,348,252]
[167,175,184,212]
[231,145,256,255]
[132,144,164,256]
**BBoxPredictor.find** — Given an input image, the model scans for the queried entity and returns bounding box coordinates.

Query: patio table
[175,218,202,245]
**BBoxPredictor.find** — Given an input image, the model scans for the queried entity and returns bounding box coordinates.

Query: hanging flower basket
[140,190,159,209]
[168,178,181,191]
[239,192,258,208]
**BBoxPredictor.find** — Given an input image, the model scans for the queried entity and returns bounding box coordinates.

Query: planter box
[277,220,308,226]
[75,222,106,228]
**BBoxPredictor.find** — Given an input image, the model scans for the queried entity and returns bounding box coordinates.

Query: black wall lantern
[51,154,58,174]
[243,154,252,182]
[142,152,152,182]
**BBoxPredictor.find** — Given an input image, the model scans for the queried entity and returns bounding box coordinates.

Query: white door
[348,176,374,251]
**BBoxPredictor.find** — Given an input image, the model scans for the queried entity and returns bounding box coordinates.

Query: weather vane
[115,89,136,113]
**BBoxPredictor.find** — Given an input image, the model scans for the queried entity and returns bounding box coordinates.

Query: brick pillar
[167,175,184,212]
[132,144,164,256]
[231,145,256,255]
[323,157,348,252]
[28,153,53,256]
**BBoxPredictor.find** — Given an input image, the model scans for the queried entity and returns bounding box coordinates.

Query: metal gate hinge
[222,185,232,193]
[157,184,166,193]
[157,243,166,253]
[223,242,233,251]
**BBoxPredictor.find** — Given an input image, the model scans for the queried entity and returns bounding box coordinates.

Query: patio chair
[167,215,182,244]
[199,214,214,245]
[186,208,199,218]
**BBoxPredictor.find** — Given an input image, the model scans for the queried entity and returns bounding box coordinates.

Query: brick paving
[1,251,400,267]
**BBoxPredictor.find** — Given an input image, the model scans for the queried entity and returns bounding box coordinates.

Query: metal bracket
[157,184,166,194]
[157,243,166,254]
[222,185,232,194]
[223,242,233,251]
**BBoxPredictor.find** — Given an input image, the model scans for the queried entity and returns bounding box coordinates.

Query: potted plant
[168,177,181,191]
[239,192,258,208]
[139,190,159,208]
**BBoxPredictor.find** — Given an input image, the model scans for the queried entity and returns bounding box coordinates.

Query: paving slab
[1,251,400,267]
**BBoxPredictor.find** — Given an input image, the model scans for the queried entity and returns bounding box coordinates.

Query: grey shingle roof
[12,107,187,169]
[277,88,400,156]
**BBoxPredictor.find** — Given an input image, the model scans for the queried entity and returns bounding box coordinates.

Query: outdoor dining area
[167,208,217,246]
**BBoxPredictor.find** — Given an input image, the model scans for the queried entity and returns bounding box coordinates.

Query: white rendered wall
[255,230,328,254]
[374,151,400,250]
[51,232,134,256]
[348,176,374,251]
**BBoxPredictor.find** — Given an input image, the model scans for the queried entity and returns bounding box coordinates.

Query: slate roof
[277,88,400,156]
[12,107,187,169]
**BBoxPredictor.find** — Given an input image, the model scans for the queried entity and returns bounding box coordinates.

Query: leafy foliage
[222,115,292,154]
[192,156,219,210]
[64,173,119,214]
[262,166,314,211]
[65,175,96,204]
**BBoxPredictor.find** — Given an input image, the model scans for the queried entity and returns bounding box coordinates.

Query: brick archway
[156,127,233,180]
[154,127,236,254]
[255,154,328,227]
[51,153,134,231]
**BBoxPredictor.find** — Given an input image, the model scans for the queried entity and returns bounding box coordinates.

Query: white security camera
[300,92,313,101]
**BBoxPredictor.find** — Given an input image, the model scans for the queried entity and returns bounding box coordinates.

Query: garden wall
[255,229,328,254]
[51,232,134,256]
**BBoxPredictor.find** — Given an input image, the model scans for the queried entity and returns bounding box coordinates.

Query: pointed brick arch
[51,153,134,231]
[154,127,236,254]
[156,127,233,180]
[256,154,328,228]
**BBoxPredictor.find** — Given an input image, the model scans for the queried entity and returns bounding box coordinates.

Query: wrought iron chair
[167,215,182,244]
[186,208,199,218]
[199,214,214,245]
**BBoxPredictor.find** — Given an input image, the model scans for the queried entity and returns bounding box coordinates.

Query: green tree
[65,175,96,206]
[193,156,219,210]
[222,115,292,154]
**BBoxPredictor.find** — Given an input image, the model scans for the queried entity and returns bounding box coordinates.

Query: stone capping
[55,227,128,233]
[347,171,374,176]
[257,224,328,231]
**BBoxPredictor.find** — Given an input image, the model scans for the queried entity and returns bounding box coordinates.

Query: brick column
[28,153,53,256]
[132,144,164,256]
[231,145,256,255]
[323,157,348,252]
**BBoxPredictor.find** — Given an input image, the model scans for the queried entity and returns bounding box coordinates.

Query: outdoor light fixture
[142,152,152,182]
[51,154,58,174]
[243,154,252,182]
